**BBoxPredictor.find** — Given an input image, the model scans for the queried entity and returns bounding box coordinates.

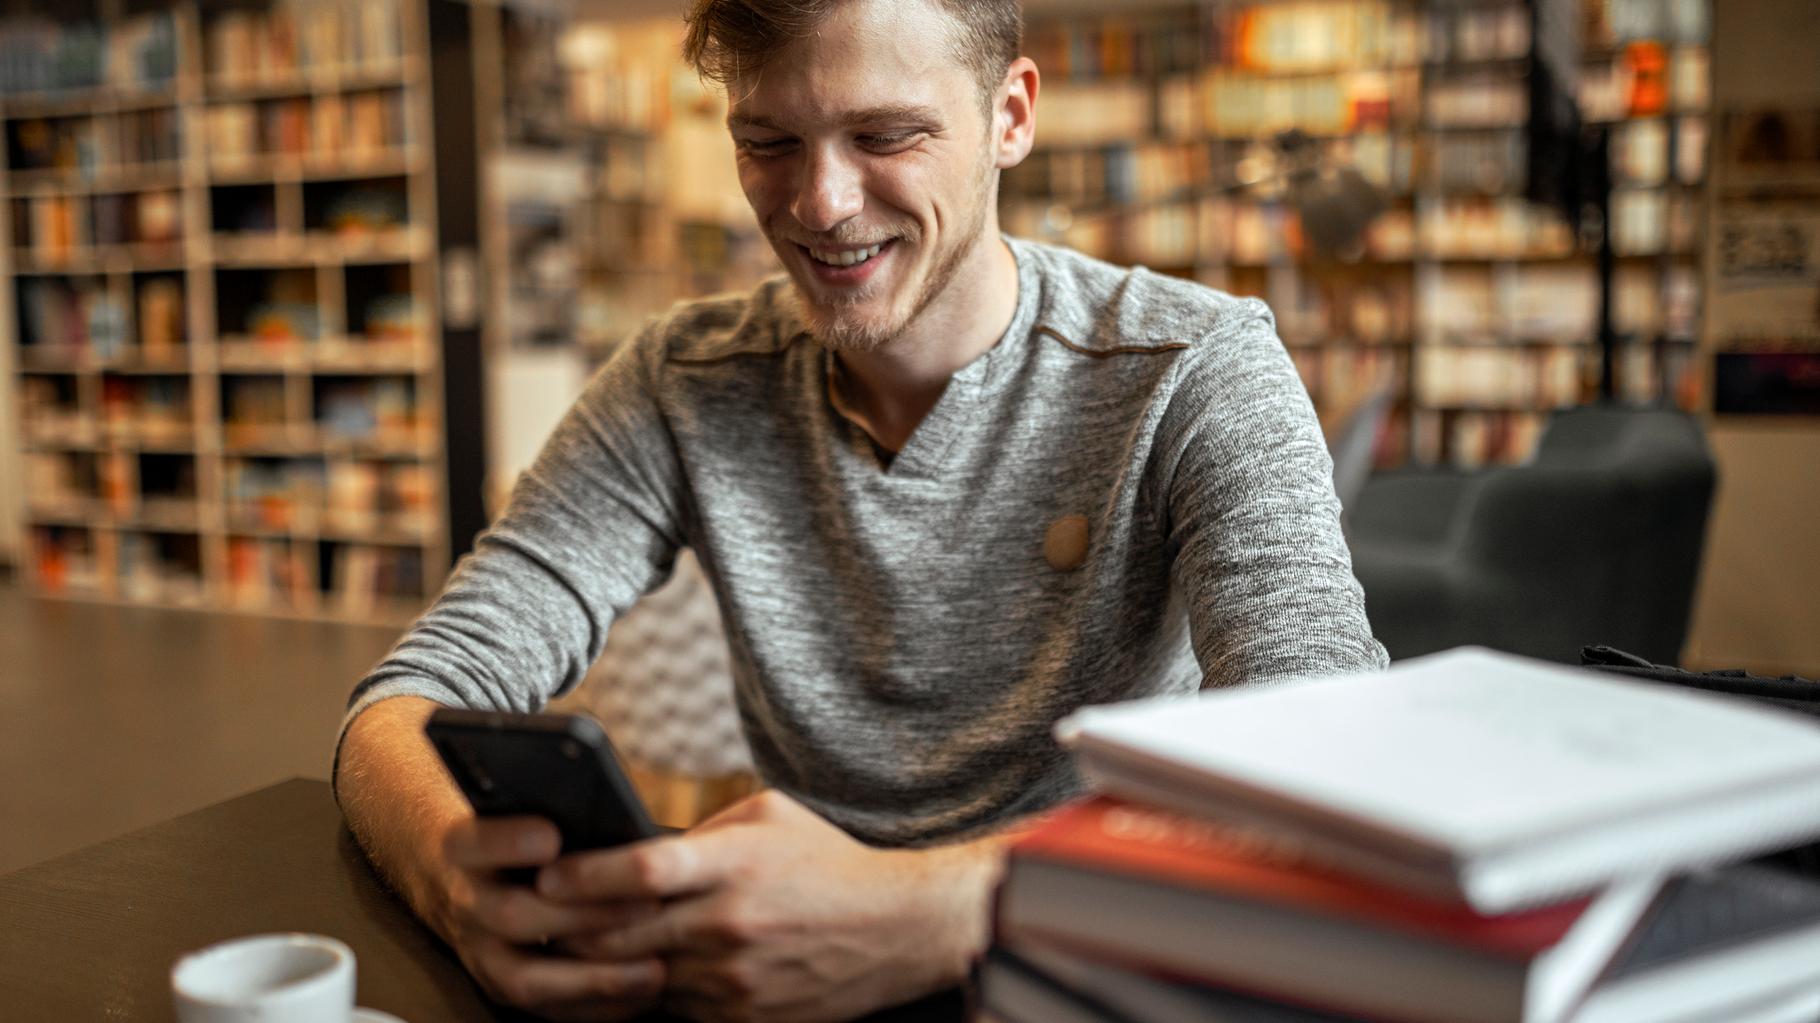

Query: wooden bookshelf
[2,1,455,621]
[561,18,778,360]
[1002,0,1712,469]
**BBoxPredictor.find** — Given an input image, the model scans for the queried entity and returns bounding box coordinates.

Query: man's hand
[339,698,667,1021]
[430,814,670,1021]
[535,790,1006,1023]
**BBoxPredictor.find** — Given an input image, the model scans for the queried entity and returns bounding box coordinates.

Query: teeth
[810,242,884,267]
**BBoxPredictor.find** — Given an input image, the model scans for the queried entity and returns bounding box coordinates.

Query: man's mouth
[805,241,887,267]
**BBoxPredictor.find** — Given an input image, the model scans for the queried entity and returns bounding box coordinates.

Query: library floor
[0,581,401,874]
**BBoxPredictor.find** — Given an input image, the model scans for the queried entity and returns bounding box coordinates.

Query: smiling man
[334,1,1385,1020]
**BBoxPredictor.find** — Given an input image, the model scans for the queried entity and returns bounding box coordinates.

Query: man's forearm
[336,695,470,940]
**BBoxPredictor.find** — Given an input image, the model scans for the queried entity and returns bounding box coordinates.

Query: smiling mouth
[802,241,889,267]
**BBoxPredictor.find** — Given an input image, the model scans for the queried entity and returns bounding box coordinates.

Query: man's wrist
[893,832,1018,987]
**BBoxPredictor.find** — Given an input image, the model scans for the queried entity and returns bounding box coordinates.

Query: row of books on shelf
[228,539,424,616]
[1288,346,1407,410]
[1023,12,1204,82]
[82,530,205,605]
[563,22,672,134]
[223,376,425,445]
[14,190,183,257]
[1003,142,1220,209]
[1032,0,1704,83]
[1219,1,1515,73]
[984,649,1820,1023]
[1006,196,1688,273]
[0,13,178,98]
[5,106,183,180]
[18,278,129,355]
[1420,265,1699,343]
[25,445,434,534]
[206,1,404,90]
[18,277,187,355]
[1010,121,1702,219]
[1190,68,1413,140]
[1021,190,1692,271]
[224,294,419,346]
[1412,346,1586,410]
[226,457,435,538]
[1035,47,1705,149]
[1420,198,1572,259]
[205,92,407,167]
[29,523,425,615]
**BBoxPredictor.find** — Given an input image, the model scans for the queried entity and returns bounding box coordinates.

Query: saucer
[355,1010,408,1023]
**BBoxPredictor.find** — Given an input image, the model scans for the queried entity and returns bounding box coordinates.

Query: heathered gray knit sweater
[340,237,1388,846]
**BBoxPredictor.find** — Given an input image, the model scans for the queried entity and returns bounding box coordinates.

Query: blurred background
[0,0,1816,870]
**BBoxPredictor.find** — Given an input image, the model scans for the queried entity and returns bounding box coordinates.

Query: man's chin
[805,317,898,353]
[788,286,899,352]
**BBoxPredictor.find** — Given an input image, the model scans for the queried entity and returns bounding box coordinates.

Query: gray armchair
[1346,406,1717,664]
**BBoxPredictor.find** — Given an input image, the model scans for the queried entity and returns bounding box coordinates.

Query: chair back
[1469,405,1717,662]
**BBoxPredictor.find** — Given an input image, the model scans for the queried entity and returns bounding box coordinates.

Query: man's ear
[993,56,1040,170]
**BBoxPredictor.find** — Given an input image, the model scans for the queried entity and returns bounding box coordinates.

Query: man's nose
[790,146,864,233]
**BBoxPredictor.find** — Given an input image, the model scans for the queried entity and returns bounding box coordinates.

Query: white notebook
[1057,647,1820,913]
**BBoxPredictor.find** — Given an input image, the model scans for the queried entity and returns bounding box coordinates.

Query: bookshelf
[1002,0,1711,468]
[3,1,453,621]
[561,18,777,360]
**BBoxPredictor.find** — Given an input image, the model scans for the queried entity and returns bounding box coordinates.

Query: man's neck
[832,233,1019,453]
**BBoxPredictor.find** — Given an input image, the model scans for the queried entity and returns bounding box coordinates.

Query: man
[335,0,1387,1020]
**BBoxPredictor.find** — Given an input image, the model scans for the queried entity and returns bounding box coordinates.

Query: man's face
[726,0,999,351]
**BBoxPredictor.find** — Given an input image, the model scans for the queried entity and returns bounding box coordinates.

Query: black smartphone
[425,708,661,856]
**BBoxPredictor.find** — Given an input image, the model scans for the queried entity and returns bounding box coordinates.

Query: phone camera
[559,740,581,761]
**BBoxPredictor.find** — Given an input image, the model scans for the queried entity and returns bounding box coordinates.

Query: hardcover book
[997,797,1659,1023]
[1057,648,1820,913]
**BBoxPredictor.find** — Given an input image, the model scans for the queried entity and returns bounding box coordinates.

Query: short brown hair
[683,0,1022,103]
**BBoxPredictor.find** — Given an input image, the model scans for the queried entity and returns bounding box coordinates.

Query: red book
[997,797,1661,1023]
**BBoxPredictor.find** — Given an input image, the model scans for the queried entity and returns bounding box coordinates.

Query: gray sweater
[340,237,1387,846]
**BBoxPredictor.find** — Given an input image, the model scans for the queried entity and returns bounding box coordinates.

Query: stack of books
[984,648,1820,1023]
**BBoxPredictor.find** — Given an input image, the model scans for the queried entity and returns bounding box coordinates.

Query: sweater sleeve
[333,321,687,780]
[1156,302,1388,688]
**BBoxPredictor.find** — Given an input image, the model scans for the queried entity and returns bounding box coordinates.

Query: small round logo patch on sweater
[1045,515,1090,571]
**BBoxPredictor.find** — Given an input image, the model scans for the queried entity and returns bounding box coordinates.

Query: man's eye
[858,132,921,152]
[738,138,796,156]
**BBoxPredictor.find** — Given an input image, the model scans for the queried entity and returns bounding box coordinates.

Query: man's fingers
[469,885,661,945]
[563,893,736,961]
[537,829,741,902]
[550,900,663,959]
[470,935,664,1011]
[442,815,561,869]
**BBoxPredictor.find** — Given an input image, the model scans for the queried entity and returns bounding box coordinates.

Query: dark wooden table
[0,778,969,1022]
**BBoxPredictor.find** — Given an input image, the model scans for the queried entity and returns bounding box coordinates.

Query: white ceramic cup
[171,933,356,1023]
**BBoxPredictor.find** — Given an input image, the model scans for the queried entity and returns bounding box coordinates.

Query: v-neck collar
[822,237,1041,478]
